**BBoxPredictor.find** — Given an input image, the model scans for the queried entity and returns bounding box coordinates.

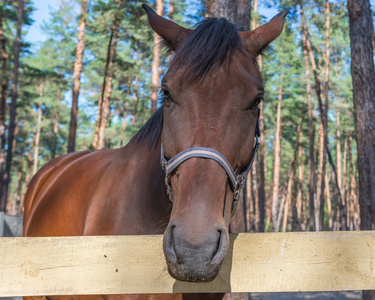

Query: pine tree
[150,0,163,113]
[68,0,88,153]
[0,0,24,212]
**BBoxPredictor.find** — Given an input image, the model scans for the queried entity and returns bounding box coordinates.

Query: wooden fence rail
[1,231,375,297]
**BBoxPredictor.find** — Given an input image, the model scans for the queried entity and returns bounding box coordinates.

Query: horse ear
[142,4,191,51]
[240,9,289,55]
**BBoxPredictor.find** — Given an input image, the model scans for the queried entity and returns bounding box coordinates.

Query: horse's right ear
[142,4,191,51]
[239,9,289,55]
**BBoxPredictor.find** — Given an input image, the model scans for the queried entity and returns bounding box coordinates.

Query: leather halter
[161,108,260,217]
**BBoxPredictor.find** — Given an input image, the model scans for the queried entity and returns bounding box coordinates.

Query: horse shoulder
[23,150,93,236]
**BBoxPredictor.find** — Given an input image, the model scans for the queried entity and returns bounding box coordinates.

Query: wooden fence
[1,231,375,297]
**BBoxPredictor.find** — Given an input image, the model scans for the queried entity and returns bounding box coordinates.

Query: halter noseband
[161,108,260,217]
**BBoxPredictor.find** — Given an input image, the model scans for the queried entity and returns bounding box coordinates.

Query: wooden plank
[0,231,374,296]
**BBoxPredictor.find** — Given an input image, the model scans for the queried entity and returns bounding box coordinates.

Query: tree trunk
[297,145,306,230]
[348,135,360,231]
[11,120,19,160]
[302,4,342,231]
[245,170,252,232]
[296,145,305,231]
[0,0,23,212]
[325,170,331,225]
[258,99,266,233]
[336,108,342,186]
[335,94,344,230]
[33,104,42,176]
[120,102,128,147]
[168,0,174,65]
[244,172,250,232]
[15,158,23,215]
[347,4,375,275]
[93,16,118,149]
[206,0,251,31]
[276,116,302,233]
[169,0,174,20]
[19,136,35,215]
[348,0,375,234]
[0,8,8,184]
[348,136,354,231]
[300,5,317,231]
[120,78,131,147]
[97,62,115,149]
[252,161,258,232]
[92,30,113,149]
[150,0,163,113]
[306,31,322,231]
[316,119,323,222]
[206,0,237,21]
[318,0,331,231]
[251,0,258,30]
[132,75,140,127]
[67,0,87,153]
[292,165,298,232]
[336,100,342,228]
[342,133,348,223]
[96,2,123,150]
[251,0,265,233]
[282,170,293,233]
[271,69,283,232]
[236,0,251,31]
[52,87,61,159]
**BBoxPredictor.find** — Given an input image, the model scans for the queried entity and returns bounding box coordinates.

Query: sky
[24,0,282,46]
[24,0,60,45]
[24,0,375,47]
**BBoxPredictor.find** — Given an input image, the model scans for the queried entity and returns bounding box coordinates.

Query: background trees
[0,0,373,246]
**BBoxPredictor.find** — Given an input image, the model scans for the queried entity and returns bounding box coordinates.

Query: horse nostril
[163,225,177,264]
[211,230,221,260]
[211,228,228,265]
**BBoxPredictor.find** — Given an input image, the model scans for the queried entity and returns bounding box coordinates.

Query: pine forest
[0,0,375,234]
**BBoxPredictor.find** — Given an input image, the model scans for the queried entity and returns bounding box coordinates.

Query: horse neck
[125,138,171,214]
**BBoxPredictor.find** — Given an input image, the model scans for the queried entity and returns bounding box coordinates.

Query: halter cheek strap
[161,108,260,217]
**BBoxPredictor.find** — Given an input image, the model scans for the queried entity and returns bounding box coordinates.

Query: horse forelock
[169,18,242,85]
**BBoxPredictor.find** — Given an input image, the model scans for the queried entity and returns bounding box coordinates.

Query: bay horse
[23,4,287,300]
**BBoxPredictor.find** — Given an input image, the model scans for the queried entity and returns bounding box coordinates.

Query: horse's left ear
[240,9,289,55]
[142,4,191,51]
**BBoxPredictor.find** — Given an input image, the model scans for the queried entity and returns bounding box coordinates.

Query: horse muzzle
[163,222,229,282]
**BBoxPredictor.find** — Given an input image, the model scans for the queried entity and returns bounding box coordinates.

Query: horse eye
[253,95,263,107]
[161,87,172,101]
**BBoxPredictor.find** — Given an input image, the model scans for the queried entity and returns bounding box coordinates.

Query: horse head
[143,4,287,283]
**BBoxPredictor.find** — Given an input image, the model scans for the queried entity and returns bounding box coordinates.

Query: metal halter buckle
[231,189,241,217]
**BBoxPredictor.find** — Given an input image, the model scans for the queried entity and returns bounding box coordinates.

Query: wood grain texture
[1,231,375,297]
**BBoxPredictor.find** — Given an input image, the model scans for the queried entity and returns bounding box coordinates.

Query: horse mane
[134,106,164,148]
[135,18,242,148]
